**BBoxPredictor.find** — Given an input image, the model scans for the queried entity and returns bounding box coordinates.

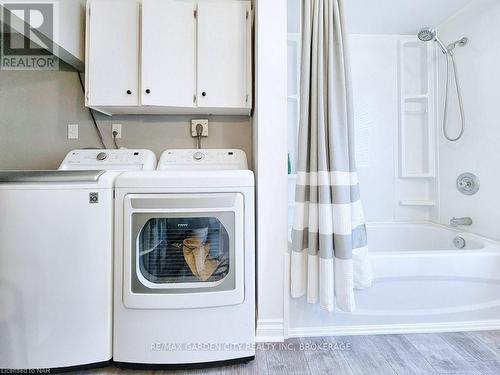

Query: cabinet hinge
[194,9,197,18]
[193,94,197,104]
[246,10,249,20]
[246,94,249,103]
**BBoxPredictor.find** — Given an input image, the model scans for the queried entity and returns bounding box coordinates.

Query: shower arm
[434,36,450,55]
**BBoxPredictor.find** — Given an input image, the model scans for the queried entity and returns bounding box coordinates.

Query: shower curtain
[290,0,372,312]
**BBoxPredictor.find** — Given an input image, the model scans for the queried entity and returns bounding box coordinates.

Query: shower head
[417,28,436,42]
[417,27,449,54]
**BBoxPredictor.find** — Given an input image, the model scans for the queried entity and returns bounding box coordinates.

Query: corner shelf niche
[396,38,438,221]
[399,40,436,179]
[399,200,436,207]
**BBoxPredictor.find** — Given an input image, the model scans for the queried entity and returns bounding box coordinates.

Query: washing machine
[113,149,255,368]
[0,149,157,372]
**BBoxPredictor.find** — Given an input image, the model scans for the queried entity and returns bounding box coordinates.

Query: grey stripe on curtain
[290,0,372,312]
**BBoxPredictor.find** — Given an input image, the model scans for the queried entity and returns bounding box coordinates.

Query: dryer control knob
[97,152,108,161]
[193,152,204,161]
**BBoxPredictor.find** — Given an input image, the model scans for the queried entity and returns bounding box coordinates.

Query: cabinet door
[87,0,139,106]
[141,0,196,107]
[197,1,251,109]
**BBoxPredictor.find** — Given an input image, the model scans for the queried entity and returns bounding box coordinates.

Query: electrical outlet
[68,124,79,139]
[112,123,122,139]
[191,119,209,137]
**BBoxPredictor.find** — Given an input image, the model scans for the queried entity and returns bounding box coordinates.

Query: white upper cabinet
[141,0,196,107]
[86,0,139,106]
[197,1,251,110]
[86,0,252,116]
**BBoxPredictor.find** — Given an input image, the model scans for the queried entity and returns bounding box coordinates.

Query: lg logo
[89,193,99,204]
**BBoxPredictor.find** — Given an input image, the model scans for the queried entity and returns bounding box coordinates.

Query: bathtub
[287,222,500,337]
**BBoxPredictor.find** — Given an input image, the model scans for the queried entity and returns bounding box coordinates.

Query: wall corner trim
[256,319,285,342]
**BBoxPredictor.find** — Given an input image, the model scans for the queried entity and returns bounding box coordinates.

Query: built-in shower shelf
[395,37,438,222]
[404,94,429,101]
[400,173,435,179]
[404,96,429,115]
[399,38,436,180]
[399,200,436,207]
[405,109,428,115]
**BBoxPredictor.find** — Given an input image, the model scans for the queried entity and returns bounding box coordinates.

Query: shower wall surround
[350,0,500,238]
[350,34,438,223]
[437,0,500,240]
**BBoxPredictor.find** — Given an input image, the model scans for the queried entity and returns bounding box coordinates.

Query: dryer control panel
[158,149,248,171]
[59,149,157,171]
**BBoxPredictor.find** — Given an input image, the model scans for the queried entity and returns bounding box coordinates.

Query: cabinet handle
[145,89,151,94]
[126,90,132,95]
[201,91,207,97]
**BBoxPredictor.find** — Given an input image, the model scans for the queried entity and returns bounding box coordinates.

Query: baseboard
[287,320,500,338]
[256,319,285,342]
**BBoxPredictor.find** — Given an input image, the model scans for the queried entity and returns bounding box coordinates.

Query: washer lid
[0,170,105,184]
[158,149,248,171]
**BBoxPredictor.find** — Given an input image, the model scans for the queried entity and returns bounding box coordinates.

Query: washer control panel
[59,149,157,171]
[96,152,108,161]
[193,151,205,161]
[158,149,248,171]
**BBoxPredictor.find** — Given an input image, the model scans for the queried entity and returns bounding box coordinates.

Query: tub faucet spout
[450,217,473,227]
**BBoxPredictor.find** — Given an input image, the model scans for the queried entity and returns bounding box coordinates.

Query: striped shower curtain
[290,0,372,312]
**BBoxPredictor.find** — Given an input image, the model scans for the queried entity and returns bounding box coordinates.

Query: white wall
[350,35,400,222]
[345,0,473,35]
[254,0,288,342]
[437,0,500,240]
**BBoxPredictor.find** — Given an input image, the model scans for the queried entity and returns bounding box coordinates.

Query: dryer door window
[135,214,234,290]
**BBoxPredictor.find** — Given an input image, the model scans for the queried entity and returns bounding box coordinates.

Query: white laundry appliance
[113,149,255,368]
[0,149,157,372]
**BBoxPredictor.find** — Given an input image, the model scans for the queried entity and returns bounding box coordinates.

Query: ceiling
[345,0,474,35]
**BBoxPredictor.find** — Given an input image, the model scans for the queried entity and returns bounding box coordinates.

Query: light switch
[68,124,79,139]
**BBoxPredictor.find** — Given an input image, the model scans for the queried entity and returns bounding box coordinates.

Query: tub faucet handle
[450,217,473,227]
